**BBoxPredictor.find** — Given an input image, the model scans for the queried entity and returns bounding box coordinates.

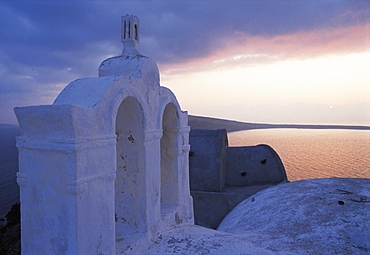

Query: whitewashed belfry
[121,15,139,49]
[15,15,193,254]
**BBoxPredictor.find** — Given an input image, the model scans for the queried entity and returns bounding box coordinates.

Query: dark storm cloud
[1,1,368,67]
[136,1,369,63]
[3,1,368,66]
[0,1,369,123]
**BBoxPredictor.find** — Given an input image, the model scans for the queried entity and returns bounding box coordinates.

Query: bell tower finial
[99,14,159,78]
[121,15,140,56]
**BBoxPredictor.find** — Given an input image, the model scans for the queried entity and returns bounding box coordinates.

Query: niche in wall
[160,103,179,214]
[115,96,146,244]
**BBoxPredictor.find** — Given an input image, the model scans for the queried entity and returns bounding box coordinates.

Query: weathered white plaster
[14,15,193,254]
[189,129,228,192]
[143,224,276,254]
[218,178,370,254]
[225,144,287,186]
[189,129,287,228]
[142,178,369,254]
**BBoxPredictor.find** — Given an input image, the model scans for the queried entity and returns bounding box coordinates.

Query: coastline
[188,115,370,132]
[2,116,370,132]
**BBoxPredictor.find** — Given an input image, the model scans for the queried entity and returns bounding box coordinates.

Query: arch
[157,88,182,131]
[109,86,148,135]
[160,102,180,214]
[115,96,146,247]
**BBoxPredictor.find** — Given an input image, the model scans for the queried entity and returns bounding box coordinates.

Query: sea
[228,128,370,182]
[1,125,369,218]
[0,125,20,218]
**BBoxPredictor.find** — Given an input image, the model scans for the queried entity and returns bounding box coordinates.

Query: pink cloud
[160,23,369,76]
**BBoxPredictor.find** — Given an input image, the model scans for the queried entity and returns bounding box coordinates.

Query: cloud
[192,103,370,126]
[161,23,369,78]
[0,1,369,124]
[138,1,370,64]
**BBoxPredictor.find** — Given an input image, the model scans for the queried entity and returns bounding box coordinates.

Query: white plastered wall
[14,52,193,254]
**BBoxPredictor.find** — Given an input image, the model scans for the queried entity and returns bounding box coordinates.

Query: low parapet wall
[189,129,288,228]
[189,129,228,192]
[226,144,287,186]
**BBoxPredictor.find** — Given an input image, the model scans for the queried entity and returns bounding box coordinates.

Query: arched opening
[115,97,146,246]
[160,103,179,214]
[134,24,138,41]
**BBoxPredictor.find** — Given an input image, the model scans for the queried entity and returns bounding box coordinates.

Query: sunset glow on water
[228,129,370,181]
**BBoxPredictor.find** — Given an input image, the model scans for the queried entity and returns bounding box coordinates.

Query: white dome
[218,178,370,254]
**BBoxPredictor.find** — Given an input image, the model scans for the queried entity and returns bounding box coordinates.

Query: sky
[0,1,369,125]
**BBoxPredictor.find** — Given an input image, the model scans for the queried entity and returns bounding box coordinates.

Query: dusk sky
[1,1,369,125]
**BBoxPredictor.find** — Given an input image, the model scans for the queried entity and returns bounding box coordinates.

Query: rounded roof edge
[53,76,130,110]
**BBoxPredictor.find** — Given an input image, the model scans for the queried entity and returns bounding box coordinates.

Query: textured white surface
[14,15,193,254]
[218,178,370,254]
[144,224,275,255]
